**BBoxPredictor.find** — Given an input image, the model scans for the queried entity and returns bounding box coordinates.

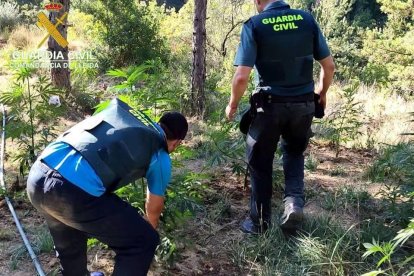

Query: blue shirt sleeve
[145,149,171,196]
[234,20,257,67]
[40,141,106,197]
[312,19,331,60]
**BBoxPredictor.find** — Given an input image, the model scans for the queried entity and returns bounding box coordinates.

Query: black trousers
[246,101,314,225]
[26,160,159,276]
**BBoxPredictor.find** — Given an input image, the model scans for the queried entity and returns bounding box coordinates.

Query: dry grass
[324,83,414,149]
[8,25,43,50]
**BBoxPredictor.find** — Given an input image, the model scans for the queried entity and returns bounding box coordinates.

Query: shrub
[81,0,167,70]
[67,9,100,44]
[0,1,21,31]
[320,81,364,157]
[368,143,414,184]
[103,60,181,117]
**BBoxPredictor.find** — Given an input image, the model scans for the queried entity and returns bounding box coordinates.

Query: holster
[239,94,259,135]
[314,93,325,118]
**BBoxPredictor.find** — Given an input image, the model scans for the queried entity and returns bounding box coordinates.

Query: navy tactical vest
[250,3,317,95]
[58,98,167,192]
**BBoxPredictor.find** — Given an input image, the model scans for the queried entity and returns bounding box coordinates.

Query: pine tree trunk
[190,0,207,117]
[48,0,71,92]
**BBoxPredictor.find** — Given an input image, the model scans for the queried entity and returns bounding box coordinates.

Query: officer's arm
[145,149,171,229]
[145,192,164,229]
[227,66,253,119]
[316,56,335,108]
[312,16,335,108]
[227,20,256,120]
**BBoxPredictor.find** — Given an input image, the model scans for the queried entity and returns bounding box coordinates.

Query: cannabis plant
[0,68,63,175]
[105,60,180,119]
[323,81,363,157]
[362,219,414,276]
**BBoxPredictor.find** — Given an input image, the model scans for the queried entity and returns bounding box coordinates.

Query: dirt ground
[0,141,378,276]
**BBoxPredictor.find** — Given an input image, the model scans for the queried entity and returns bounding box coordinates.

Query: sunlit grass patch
[322,185,371,213]
[33,225,54,254]
[8,25,43,50]
[230,215,374,275]
[313,84,414,150]
[329,165,347,177]
[9,243,28,270]
[305,153,319,172]
[0,228,15,241]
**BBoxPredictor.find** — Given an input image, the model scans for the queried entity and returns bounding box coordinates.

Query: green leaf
[376,254,390,267]
[361,270,385,276]
[126,64,151,84]
[0,86,24,105]
[400,254,414,267]
[113,83,130,90]
[117,95,134,107]
[106,69,128,79]
[393,219,414,246]
[93,100,111,114]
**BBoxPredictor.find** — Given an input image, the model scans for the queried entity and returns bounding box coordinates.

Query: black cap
[159,112,188,140]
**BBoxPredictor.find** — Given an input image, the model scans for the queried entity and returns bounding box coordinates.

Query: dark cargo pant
[27,160,159,276]
[246,101,314,227]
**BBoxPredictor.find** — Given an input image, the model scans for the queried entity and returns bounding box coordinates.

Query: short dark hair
[159,112,188,140]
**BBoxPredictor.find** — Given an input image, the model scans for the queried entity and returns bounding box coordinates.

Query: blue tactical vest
[57,98,167,192]
[250,4,317,95]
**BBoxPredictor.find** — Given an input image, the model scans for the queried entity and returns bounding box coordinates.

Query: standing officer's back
[251,5,325,94]
[226,0,335,234]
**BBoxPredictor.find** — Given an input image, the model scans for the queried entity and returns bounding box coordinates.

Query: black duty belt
[260,92,314,103]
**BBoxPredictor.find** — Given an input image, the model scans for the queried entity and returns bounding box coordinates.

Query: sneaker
[90,272,105,276]
[240,217,269,234]
[280,203,304,230]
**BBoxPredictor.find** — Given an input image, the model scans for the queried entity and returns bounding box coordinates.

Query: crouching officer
[226,0,335,233]
[27,98,188,275]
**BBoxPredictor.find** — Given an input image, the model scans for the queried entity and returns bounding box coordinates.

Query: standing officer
[27,98,188,275]
[226,0,335,234]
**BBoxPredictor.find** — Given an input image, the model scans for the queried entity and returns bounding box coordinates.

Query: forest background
[0,0,413,275]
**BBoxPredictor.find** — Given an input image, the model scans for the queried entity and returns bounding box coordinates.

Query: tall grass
[366,142,414,226]
[8,25,43,49]
[367,143,414,184]
[322,185,371,213]
[305,153,319,172]
[33,226,54,254]
[230,216,373,276]
[314,84,414,150]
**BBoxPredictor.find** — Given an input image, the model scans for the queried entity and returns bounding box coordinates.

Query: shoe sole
[240,223,261,234]
[240,227,260,234]
[280,211,304,230]
[240,220,268,234]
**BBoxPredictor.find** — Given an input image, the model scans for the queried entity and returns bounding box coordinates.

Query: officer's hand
[226,105,237,121]
[145,193,164,230]
[318,93,327,109]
